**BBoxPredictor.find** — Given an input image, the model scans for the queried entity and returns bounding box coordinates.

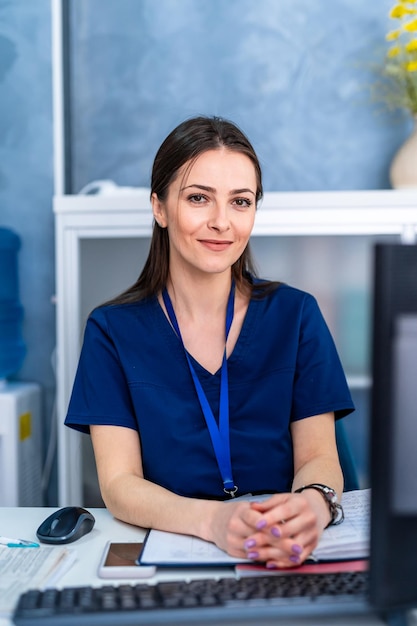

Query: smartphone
[98,541,156,579]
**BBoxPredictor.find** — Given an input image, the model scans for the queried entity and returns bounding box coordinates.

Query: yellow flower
[405,38,417,51]
[404,18,417,30]
[388,44,401,57]
[405,59,417,70]
[377,2,417,114]
[386,28,401,40]
[390,4,417,18]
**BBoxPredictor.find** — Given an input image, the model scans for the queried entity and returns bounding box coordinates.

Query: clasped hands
[214,492,324,569]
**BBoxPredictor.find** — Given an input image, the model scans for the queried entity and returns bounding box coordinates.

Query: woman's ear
[151,192,167,228]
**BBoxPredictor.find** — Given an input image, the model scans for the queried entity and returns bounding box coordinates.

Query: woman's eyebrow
[180,184,215,193]
[181,184,255,196]
[232,188,256,197]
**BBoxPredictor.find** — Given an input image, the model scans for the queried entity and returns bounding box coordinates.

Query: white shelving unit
[54,188,417,506]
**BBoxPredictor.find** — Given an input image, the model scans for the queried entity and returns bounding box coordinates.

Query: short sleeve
[64,308,138,434]
[291,293,355,421]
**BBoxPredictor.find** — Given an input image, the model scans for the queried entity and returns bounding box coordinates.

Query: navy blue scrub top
[65,283,355,499]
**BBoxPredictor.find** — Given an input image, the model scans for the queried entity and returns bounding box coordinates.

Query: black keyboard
[13,570,371,626]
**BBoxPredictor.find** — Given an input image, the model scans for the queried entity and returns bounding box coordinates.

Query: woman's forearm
[292,454,344,497]
[91,424,223,541]
[99,471,222,541]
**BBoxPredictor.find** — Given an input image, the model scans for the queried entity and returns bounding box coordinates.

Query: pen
[0,536,40,548]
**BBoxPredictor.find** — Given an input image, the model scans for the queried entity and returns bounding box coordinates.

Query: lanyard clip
[224,485,238,498]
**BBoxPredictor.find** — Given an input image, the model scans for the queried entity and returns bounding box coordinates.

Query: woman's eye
[233,198,252,208]
[188,194,207,203]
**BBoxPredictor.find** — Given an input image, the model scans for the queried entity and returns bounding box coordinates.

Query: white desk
[0,507,391,626]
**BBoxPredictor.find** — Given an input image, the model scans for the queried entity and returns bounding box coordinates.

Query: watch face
[312,484,337,501]
[326,488,337,502]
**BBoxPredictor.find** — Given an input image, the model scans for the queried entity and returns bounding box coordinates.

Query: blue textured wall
[0,0,55,500]
[69,0,409,193]
[0,0,412,502]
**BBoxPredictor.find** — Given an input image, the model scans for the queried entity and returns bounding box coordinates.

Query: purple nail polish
[266,562,277,569]
[247,551,259,560]
[271,526,281,538]
[291,544,303,555]
[244,538,256,549]
[256,519,267,530]
[289,554,300,564]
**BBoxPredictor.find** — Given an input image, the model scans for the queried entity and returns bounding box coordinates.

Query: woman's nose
[208,203,231,232]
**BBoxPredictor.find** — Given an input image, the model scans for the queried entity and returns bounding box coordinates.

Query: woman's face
[152,148,257,280]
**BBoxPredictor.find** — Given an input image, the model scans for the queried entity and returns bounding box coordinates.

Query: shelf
[55,188,417,239]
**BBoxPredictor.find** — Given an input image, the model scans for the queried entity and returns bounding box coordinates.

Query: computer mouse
[36,506,95,545]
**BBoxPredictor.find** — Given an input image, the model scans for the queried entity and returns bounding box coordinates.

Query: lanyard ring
[224,485,238,498]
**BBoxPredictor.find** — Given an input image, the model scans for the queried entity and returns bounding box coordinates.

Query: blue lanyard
[162,283,237,497]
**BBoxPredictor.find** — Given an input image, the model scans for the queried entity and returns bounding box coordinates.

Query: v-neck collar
[154,293,259,377]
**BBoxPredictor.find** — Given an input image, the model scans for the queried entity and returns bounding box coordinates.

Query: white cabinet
[54,189,417,506]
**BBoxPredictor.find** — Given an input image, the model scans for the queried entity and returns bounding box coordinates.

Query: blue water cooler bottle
[0,227,26,382]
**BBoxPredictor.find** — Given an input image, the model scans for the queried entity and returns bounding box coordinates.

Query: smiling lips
[199,239,233,251]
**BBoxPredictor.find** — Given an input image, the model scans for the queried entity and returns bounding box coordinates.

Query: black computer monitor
[370,242,417,613]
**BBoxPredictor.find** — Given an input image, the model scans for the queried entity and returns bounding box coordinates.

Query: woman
[65,116,354,568]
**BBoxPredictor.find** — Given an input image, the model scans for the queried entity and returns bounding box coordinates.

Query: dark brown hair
[106,116,277,305]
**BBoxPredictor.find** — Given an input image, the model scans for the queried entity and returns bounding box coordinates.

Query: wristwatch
[294,483,344,527]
